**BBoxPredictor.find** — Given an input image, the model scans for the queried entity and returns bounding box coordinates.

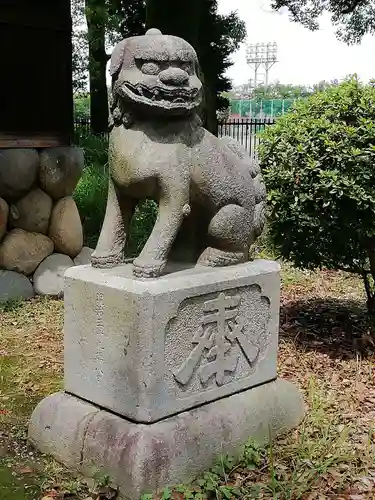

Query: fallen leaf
[19,467,33,474]
[40,488,59,499]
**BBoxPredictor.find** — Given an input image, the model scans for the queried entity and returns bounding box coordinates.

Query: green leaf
[161,487,171,500]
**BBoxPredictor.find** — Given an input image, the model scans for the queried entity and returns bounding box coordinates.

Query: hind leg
[198,204,252,266]
[169,205,209,264]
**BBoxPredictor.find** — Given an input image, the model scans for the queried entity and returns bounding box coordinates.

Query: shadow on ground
[280,297,375,359]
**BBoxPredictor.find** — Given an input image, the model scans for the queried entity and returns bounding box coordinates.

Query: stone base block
[29,379,303,500]
[64,260,280,423]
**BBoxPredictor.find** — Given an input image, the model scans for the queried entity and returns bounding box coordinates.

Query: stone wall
[0,147,92,302]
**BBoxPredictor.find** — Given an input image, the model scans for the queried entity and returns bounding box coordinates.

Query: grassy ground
[1,264,375,499]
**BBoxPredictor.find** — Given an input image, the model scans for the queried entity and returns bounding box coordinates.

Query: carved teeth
[137,85,143,96]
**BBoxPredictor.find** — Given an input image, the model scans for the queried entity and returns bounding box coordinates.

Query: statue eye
[181,63,193,74]
[141,62,160,75]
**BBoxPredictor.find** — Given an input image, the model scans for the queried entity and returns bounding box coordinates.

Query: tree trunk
[365,242,375,314]
[85,0,109,135]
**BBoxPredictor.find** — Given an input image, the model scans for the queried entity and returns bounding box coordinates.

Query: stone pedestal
[30,381,302,500]
[29,261,304,499]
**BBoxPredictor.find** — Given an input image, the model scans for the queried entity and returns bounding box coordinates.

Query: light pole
[246,42,278,93]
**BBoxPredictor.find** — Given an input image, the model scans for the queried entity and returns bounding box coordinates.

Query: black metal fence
[218,118,275,158]
[74,118,92,140]
[74,117,275,157]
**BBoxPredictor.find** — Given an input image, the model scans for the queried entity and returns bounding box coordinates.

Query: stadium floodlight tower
[246,42,278,91]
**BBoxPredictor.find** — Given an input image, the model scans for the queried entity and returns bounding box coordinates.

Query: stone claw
[197,248,245,267]
[91,251,124,269]
[132,258,167,278]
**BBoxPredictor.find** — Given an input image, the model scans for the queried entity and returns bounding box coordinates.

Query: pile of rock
[0,147,93,303]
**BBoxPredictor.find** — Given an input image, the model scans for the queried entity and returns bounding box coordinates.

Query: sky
[218,0,375,87]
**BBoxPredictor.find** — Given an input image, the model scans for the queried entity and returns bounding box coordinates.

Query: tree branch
[341,0,364,14]
[362,271,372,303]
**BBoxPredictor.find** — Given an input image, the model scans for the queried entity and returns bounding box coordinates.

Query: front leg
[91,178,134,268]
[133,187,190,278]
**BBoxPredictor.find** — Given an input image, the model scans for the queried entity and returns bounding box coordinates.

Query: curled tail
[220,136,267,240]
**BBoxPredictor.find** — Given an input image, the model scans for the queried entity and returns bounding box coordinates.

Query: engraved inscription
[94,291,105,380]
[174,292,263,387]
[96,291,105,335]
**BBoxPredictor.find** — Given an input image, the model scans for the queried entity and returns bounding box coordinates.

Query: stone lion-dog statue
[91,28,266,278]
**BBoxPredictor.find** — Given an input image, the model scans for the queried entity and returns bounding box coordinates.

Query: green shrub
[74,161,108,248]
[127,200,158,257]
[73,94,90,120]
[259,77,375,312]
[76,134,109,167]
[74,134,157,254]
[73,135,108,248]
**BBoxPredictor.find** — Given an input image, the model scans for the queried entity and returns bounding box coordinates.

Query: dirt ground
[0,264,374,499]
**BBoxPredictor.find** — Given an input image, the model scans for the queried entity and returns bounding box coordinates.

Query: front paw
[132,258,167,279]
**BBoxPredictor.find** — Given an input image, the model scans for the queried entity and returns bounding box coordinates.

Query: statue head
[110,29,203,123]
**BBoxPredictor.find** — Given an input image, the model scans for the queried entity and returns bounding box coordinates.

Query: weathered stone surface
[28,32,301,500]
[33,254,74,297]
[9,188,52,234]
[28,380,304,500]
[73,247,94,267]
[0,229,54,275]
[28,392,99,468]
[0,197,9,242]
[64,260,280,423]
[49,197,83,258]
[0,149,39,202]
[0,270,34,303]
[39,147,84,200]
[92,29,267,278]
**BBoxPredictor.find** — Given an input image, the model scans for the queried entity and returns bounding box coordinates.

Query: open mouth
[122,82,201,109]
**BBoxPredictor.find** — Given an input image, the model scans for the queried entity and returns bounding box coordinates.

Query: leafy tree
[312,79,340,93]
[198,3,246,133]
[232,80,340,100]
[107,0,146,42]
[146,0,246,133]
[251,82,311,100]
[259,77,375,313]
[85,0,110,134]
[146,0,201,45]
[74,94,91,119]
[72,0,245,134]
[72,0,89,93]
[72,0,146,133]
[272,0,375,43]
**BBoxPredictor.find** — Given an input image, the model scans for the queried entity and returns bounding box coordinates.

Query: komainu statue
[91,28,266,278]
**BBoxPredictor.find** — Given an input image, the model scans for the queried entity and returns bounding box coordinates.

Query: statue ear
[110,40,127,78]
